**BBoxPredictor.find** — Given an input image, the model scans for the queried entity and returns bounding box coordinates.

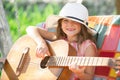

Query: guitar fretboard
[41,56,115,68]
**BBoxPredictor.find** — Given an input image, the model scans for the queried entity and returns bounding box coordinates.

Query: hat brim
[46,15,97,35]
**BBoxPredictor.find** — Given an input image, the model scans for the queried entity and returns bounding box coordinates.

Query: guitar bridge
[16,47,29,76]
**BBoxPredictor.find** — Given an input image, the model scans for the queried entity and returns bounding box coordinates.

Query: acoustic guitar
[1,34,76,80]
[0,35,119,80]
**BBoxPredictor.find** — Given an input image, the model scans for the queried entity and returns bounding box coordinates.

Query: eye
[62,19,69,24]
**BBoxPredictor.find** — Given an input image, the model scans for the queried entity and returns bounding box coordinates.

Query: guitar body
[1,35,76,80]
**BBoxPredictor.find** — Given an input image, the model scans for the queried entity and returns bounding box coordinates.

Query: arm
[26,26,57,44]
[69,44,97,80]
[26,26,57,58]
[80,44,97,80]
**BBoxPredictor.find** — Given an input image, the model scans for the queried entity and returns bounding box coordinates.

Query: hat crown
[59,3,88,22]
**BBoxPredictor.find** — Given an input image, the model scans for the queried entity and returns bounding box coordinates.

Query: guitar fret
[69,57,72,66]
[96,58,99,65]
[60,56,63,66]
[56,57,60,66]
[61,56,64,66]
[83,57,86,66]
[101,58,109,66]
[97,57,103,66]
[67,58,69,66]
[87,57,90,66]
[76,57,80,65]
[78,57,82,65]
[73,57,75,64]
[84,57,89,66]
[63,56,66,66]
[73,57,76,64]
[64,56,67,66]
[67,57,69,66]
[80,57,84,66]
[53,57,56,66]
[56,56,59,66]
[71,57,74,64]
[76,57,79,65]
[65,57,68,66]
[66,57,69,66]
[59,56,62,65]
[67,57,71,66]
[52,57,55,66]
[92,57,98,66]
[54,57,57,66]
[62,57,64,66]
[88,57,94,66]
[49,57,54,66]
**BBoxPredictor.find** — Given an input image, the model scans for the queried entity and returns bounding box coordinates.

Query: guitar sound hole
[40,56,50,68]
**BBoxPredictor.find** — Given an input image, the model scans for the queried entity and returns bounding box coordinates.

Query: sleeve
[36,22,46,29]
[36,22,56,32]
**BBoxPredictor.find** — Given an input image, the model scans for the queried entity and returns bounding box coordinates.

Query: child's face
[61,18,81,37]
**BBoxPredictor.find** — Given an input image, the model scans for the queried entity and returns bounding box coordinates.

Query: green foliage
[3,2,62,42]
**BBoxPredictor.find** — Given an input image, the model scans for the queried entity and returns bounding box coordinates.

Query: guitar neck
[41,56,115,68]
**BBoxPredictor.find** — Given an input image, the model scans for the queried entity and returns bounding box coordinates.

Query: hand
[36,42,50,58]
[69,63,86,76]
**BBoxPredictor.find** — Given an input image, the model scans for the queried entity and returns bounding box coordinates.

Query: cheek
[76,25,81,32]
[61,23,66,27]
[61,24,66,30]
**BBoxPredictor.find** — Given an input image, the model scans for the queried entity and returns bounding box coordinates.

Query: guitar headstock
[109,58,120,74]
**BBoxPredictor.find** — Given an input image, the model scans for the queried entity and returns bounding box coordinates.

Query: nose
[67,21,74,27]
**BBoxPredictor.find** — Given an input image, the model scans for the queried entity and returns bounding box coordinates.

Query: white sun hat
[46,3,97,35]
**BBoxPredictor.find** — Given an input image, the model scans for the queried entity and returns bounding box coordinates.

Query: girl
[26,3,98,80]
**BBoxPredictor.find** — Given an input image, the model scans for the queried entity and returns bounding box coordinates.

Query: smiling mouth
[66,28,75,31]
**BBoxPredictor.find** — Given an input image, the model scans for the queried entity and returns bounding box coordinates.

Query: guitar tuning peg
[115,68,120,77]
[114,64,120,73]
[116,71,120,80]
[116,69,120,74]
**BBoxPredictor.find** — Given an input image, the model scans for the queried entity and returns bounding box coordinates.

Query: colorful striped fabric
[88,15,120,80]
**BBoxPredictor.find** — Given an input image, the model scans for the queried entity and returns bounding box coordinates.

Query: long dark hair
[56,19,96,45]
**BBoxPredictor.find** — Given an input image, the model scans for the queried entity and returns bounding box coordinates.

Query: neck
[67,35,78,43]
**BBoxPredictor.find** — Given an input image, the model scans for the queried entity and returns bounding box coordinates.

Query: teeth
[67,28,75,31]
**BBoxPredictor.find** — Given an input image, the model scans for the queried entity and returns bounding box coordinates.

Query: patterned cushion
[88,15,120,80]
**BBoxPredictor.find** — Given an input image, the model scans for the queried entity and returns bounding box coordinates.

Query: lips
[66,28,75,31]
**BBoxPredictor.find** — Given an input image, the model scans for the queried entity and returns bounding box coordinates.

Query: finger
[69,63,77,70]
[37,47,49,58]
[69,65,86,74]
[36,48,44,58]
[42,48,50,56]
[46,50,51,56]
[69,63,82,72]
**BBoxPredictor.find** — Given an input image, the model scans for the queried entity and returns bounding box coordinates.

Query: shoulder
[82,40,96,48]
[83,40,97,52]
[83,40,97,56]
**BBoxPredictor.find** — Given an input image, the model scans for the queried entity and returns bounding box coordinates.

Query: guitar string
[16,57,109,67]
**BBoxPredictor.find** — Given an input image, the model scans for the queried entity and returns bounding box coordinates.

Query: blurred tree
[0,0,12,60]
[115,0,120,14]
